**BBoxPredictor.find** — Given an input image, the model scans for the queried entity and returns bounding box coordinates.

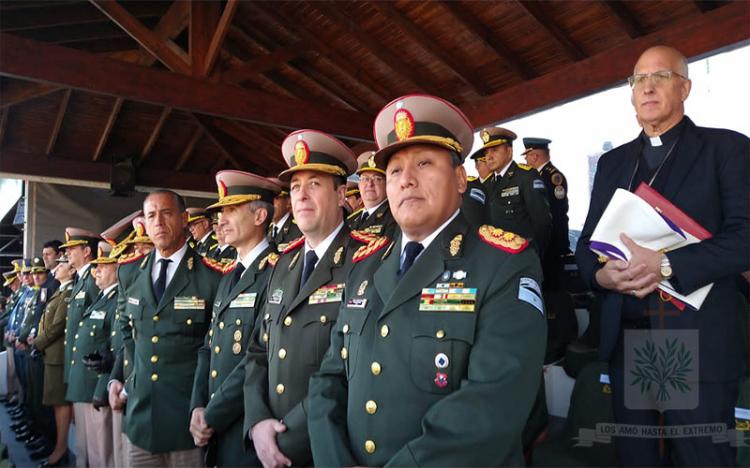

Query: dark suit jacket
[576,117,750,381]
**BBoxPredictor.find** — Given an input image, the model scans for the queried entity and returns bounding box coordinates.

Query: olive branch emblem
[630,337,692,402]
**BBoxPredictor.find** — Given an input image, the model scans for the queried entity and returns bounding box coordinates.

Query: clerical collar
[641,117,685,147]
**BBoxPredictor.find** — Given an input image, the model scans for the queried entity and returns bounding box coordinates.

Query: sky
[465,43,750,231]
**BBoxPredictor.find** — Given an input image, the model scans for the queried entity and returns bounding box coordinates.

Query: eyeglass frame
[358,174,385,185]
[627,70,688,89]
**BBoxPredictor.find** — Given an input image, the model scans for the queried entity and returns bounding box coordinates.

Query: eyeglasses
[359,175,384,185]
[627,70,686,89]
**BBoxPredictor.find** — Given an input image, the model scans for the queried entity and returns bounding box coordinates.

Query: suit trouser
[610,329,739,466]
[13,349,27,405]
[125,434,203,468]
[27,352,56,443]
[72,402,89,468]
[112,409,127,468]
[82,403,113,468]
[5,345,18,397]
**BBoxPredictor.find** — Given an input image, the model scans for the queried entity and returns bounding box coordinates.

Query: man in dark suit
[576,45,749,466]
[243,129,357,468]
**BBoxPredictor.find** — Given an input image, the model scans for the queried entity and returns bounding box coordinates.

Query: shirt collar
[77,263,92,275]
[155,241,189,266]
[101,283,118,296]
[537,161,549,172]
[365,199,387,216]
[305,222,344,262]
[199,231,213,244]
[275,212,291,228]
[400,209,460,257]
[495,159,513,178]
[238,239,270,269]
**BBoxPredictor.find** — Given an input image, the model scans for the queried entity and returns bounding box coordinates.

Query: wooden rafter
[599,1,644,39]
[45,88,71,156]
[310,1,438,95]
[516,0,587,61]
[0,81,59,109]
[191,114,242,170]
[291,56,376,113]
[371,2,489,95]
[220,41,310,84]
[175,128,203,171]
[0,107,8,146]
[190,1,219,76]
[138,106,172,165]
[0,33,373,139]
[201,0,239,77]
[90,0,191,74]
[92,96,124,161]
[0,2,166,32]
[138,0,190,67]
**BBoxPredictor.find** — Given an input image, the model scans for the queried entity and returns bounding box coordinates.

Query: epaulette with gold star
[282,236,305,254]
[352,237,390,263]
[201,256,226,273]
[258,252,279,271]
[517,163,533,171]
[478,225,529,254]
[346,208,363,220]
[349,230,378,244]
[117,252,143,265]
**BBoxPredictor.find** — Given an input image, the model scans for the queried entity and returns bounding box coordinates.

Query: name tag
[230,293,257,308]
[128,297,140,306]
[174,296,206,310]
[501,186,519,197]
[75,291,86,300]
[346,298,367,309]
[269,289,283,305]
[309,284,345,305]
[90,310,106,320]
[419,287,477,312]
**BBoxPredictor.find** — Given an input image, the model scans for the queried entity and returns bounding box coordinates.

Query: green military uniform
[461,175,489,227]
[63,264,99,383]
[268,216,302,253]
[346,151,398,238]
[34,281,73,406]
[194,232,217,257]
[66,286,118,403]
[120,246,222,453]
[109,253,145,387]
[208,243,237,264]
[485,160,551,254]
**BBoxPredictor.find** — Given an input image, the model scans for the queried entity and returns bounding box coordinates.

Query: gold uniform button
[186,318,193,325]
[370,362,381,375]
[151,336,159,344]
[235,319,241,326]
[210,393,215,399]
[90,332,94,337]
[262,333,269,343]
[115,314,119,320]
[219,321,225,330]
[283,316,292,327]
[340,347,348,360]
[124,359,129,367]
[215,346,221,354]
[71,360,75,365]
[436,329,445,339]
[365,400,377,414]
[152,315,159,322]
[233,330,242,341]
[380,325,389,338]
[150,355,158,363]
[264,313,270,321]
[342,324,349,334]
[72,346,77,352]
[319,315,327,324]
[111,331,116,337]
[276,384,285,395]
[74,334,79,339]
[211,370,218,379]
[209,329,213,337]
[365,440,376,454]
[278,348,287,359]
[151,373,158,381]
[79,321,83,327]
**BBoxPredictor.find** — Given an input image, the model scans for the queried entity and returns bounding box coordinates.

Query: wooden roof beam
[694,1,726,13]
[190,1,220,76]
[0,81,59,108]
[462,1,750,128]
[138,0,190,67]
[45,88,72,156]
[599,0,645,39]
[201,0,239,77]
[0,33,373,139]
[0,2,167,32]
[371,2,490,96]
[516,0,588,61]
[440,1,535,80]
[175,128,203,171]
[219,41,310,84]
[92,96,124,161]
[0,108,8,146]
[192,114,242,170]
[311,1,438,95]
[90,0,191,74]
[137,106,172,166]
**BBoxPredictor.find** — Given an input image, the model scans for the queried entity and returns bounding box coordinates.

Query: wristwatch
[660,254,673,280]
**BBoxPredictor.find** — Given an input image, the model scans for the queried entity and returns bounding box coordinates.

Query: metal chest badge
[357,280,368,296]
[449,234,462,257]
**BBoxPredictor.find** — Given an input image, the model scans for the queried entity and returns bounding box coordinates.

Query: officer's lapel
[157,253,191,313]
[660,118,703,201]
[219,264,259,315]
[135,252,158,310]
[286,230,346,313]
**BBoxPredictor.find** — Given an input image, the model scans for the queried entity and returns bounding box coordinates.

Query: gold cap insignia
[394,108,415,141]
[367,155,376,168]
[480,130,490,143]
[294,140,310,165]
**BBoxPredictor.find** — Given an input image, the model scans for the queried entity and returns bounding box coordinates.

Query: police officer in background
[266,179,302,253]
[308,94,547,466]
[461,150,492,227]
[478,127,551,255]
[522,137,570,290]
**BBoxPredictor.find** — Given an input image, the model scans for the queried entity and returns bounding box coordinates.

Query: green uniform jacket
[17,286,41,344]
[34,282,74,366]
[195,232,217,257]
[346,201,398,239]
[461,176,489,227]
[267,217,302,253]
[66,287,118,402]
[190,244,274,467]
[485,161,552,254]
[0,289,22,345]
[243,226,353,466]
[208,245,238,264]
[121,246,222,454]
[63,265,100,383]
[109,256,144,386]
[308,214,547,466]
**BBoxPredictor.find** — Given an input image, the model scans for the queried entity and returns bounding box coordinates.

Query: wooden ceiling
[0,0,748,193]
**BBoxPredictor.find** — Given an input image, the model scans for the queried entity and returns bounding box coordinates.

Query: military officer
[243,129,357,467]
[347,151,398,238]
[207,214,238,263]
[461,150,492,227]
[128,216,155,257]
[266,178,302,252]
[67,242,119,467]
[189,170,280,467]
[187,207,216,256]
[109,189,222,465]
[308,94,547,466]
[345,178,364,214]
[478,127,552,255]
[2,261,23,406]
[522,137,570,290]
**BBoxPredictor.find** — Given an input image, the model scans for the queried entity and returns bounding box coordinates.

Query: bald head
[635,46,689,78]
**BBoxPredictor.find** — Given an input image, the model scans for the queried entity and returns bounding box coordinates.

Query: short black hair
[43,240,63,253]
[145,189,186,212]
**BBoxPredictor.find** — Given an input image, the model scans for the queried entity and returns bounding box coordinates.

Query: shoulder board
[260,252,279,270]
[517,163,533,171]
[467,175,477,182]
[222,260,238,275]
[478,225,529,254]
[352,236,389,263]
[350,230,378,244]
[106,288,118,300]
[118,252,144,265]
[201,256,226,273]
[140,256,149,269]
[347,208,363,220]
[82,268,91,280]
[209,243,219,250]
[282,236,305,254]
